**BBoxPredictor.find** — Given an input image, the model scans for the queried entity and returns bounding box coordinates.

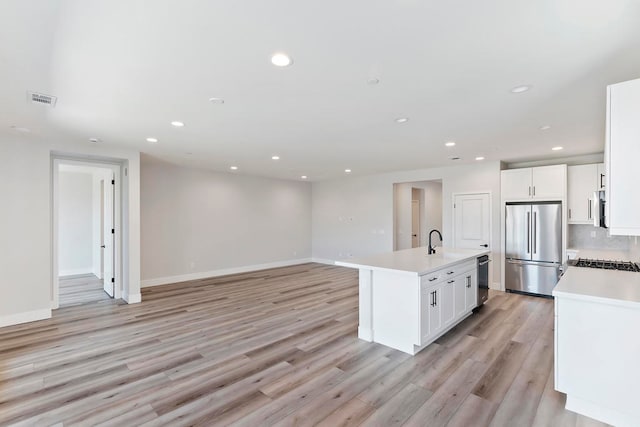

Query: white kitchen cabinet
[501,165,566,201]
[568,164,602,224]
[464,271,477,312]
[597,163,606,191]
[606,78,640,235]
[440,278,456,327]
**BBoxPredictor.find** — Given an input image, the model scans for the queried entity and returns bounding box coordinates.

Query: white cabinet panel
[501,165,566,201]
[568,164,597,224]
[597,163,605,191]
[531,165,566,200]
[465,271,477,312]
[607,78,640,235]
[428,286,442,336]
[501,168,532,200]
[454,275,467,318]
[441,279,456,327]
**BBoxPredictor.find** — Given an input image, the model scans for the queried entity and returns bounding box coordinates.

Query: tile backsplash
[568,224,632,251]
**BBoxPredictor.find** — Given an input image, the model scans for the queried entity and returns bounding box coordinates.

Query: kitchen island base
[338,247,488,355]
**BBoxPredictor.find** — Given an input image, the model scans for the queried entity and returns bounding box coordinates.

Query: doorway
[53,159,121,308]
[393,180,443,251]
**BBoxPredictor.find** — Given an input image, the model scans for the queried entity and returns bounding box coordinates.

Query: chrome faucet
[428,229,443,255]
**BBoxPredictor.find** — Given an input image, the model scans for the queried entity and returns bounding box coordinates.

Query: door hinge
[111,228,115,234]
[111,179,115,185]
[111,277,115,283]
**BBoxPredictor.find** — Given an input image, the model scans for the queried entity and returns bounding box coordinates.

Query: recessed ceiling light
[171,121,185,127]
[552,146,564,151]
[345,169,352,173]
[540,125,552,131]
[271,53,292,67]
[475,156,485,161]
[88,137,100,144]
[209,97,225,104]
[146,137,158,143]
[230,166,238,170]
[367,78,380,85]
[271,155,280,160]
[445,141,456,147]
[301,175,308,179]
[395,117,409,123]
[511,85,531,93]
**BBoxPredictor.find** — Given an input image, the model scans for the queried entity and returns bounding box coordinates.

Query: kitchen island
[553,253,640,427]
[336,247,489,355]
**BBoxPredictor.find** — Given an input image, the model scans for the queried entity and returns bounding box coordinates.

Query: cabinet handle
[569,208,571,219]
[429,277,437,282]
[467,275,472,288]
[588,199,592,219]
[533,186,536,196]
[600,173,605,189]
[528,186,531,196]
[447,271,454,275]
[434,291,437,307]
[430,291,435,307]
[447,279,455,284]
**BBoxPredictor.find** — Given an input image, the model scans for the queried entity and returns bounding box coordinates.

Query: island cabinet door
[454,275,467,318]
[465,271,478,312]
[427,287,442,338]
[441,280,456,327]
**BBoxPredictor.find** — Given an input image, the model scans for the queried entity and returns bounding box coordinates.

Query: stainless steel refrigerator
[505,202,562,296]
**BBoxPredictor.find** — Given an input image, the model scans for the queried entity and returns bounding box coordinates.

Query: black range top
[569,258,640,272]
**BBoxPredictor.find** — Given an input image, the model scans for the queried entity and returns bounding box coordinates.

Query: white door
[411,200,420,248]
[102,174,115,297]
[454,193,490,250]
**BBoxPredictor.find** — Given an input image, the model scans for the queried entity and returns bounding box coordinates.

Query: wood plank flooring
[0,263,609,426]
[59,274,110,307]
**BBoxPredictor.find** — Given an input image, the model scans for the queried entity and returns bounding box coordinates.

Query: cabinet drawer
[421,269,444,286]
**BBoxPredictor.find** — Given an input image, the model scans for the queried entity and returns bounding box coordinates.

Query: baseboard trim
[123,293,142,304]
[0,308,51,328]
[59,267,94,277]
[311,257,336,265]
[141,258,314,288]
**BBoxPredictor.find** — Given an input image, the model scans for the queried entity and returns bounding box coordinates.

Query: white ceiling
[2,0,640,180]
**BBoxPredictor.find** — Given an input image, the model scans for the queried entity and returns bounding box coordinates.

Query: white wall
[58,170,93,276]
[312,161,502,286]
[0,137,140,327]
[140,156,312,286]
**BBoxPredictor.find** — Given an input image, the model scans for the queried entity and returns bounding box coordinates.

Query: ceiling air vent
[28,91,57,107]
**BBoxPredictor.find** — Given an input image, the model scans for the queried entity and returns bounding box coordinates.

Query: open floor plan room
[0,264,607,426]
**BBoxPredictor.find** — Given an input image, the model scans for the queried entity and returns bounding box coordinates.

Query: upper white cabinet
[606,78,640,235]
[501,165,567,201]
[568,163,604,224]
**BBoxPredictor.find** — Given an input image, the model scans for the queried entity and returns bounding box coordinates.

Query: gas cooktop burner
[571,258,640,272]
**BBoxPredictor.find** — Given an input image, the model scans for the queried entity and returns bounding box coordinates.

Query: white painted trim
[311,257,336,265]
[0,309,51,328]
[123,293,142,304]
[140,258,314,287]
[59,268,94,277]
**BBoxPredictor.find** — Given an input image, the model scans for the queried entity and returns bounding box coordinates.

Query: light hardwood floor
[0,263,608,426]
[59,274,110,307]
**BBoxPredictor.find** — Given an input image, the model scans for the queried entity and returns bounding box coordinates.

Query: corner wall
[311,161,502,287]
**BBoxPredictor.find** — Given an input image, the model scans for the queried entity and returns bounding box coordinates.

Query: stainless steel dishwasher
[478,255,489,306]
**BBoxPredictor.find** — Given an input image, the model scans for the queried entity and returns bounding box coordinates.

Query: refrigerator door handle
[533,211,537,255]
[526,212,530,254]
[507,259,560,267]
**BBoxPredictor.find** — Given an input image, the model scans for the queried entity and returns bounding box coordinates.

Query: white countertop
[335,247,490,276]
[554,266,640,308]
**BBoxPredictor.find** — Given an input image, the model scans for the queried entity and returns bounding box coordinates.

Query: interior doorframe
[451,191,494,288]
[52,158,123,309]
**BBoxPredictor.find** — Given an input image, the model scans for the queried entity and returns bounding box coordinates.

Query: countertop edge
[335,249,489,276]
[553,288,640,309]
